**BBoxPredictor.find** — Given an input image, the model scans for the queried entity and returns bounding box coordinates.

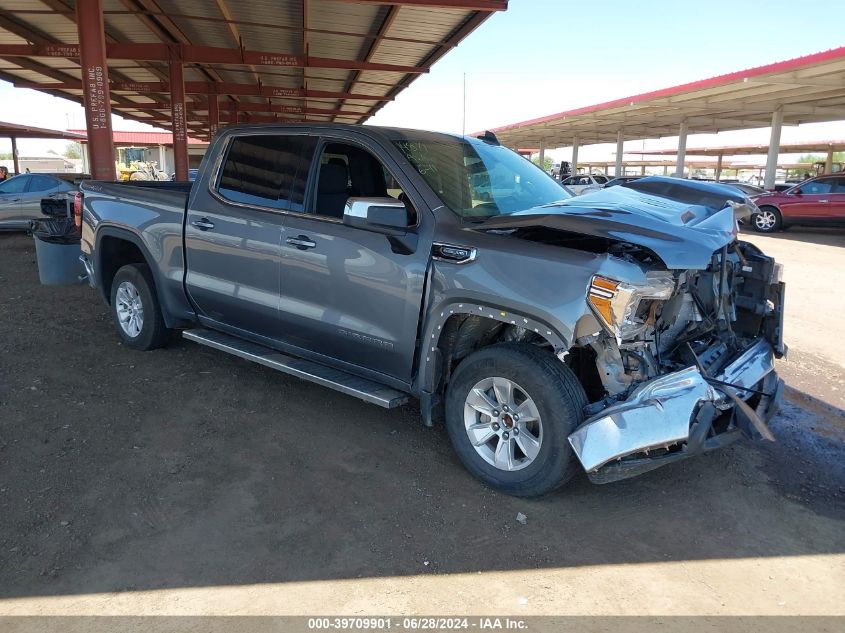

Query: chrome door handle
[819,199,829,203]
[192,218,215,230]
[286,235,316,250]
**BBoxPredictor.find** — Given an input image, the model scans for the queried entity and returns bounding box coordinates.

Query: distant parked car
[170,169,199,182]
[561,174,608,195]
[720,182,765,196]
[749,175,845,232]
[603,176,643,188]
[0,173,87,231]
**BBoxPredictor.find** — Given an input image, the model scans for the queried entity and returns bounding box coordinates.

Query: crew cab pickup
[78,124,786,496]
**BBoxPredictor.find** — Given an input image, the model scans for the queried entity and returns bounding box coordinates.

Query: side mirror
[791,187,802,195]
[343,197,411,235]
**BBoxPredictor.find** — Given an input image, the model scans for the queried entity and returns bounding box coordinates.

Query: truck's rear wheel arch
[94,227,188,329]
[97,233,148,304]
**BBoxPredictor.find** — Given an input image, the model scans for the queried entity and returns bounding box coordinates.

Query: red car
[749,175,845,232]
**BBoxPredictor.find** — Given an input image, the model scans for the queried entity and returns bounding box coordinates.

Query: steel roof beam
[355,8,491,122]
[121,102,368,117]
[0,43,427,73]
[345,5,400,100]
[9,8,460,48]
[333,0,507,10]
[13,80,392,101]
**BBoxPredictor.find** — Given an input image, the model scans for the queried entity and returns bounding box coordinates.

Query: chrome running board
[182,328,409,409]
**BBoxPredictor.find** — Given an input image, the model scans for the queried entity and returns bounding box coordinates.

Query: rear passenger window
[28,175,58,192]
[217,135,316,210]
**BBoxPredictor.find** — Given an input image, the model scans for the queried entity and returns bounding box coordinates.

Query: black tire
[751,206,782,233]
[109,263,170,350]
[445,344,588,497]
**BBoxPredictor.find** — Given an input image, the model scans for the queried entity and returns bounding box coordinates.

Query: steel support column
[538,139,545,171]
[571,135,579,176]
[824,147,834,175]
[169,61,188,182]
[208,92,220,139]
[76,0,115,180]
[764,107,783,190]
[615,130,624,176]
[10,136,19,175]
[675,120,688,178]
[715,153,723,181]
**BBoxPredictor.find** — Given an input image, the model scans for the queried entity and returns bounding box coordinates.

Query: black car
[603,176,643,188]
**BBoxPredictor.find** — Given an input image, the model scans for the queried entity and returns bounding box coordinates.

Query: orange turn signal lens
[588,276,619,327]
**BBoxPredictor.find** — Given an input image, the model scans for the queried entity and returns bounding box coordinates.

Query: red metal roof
[69,129,207,146]
[487,47,845,147]
[0,120,87,140]
[627,140,845,157]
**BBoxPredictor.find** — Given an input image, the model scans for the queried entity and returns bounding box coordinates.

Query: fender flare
[416,300,571,395]
[93,225,188,328]
[93,226,153,301]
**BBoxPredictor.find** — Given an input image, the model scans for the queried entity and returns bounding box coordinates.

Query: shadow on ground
[1,233,843,599]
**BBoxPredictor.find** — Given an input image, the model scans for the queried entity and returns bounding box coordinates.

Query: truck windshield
[393,138,571,218]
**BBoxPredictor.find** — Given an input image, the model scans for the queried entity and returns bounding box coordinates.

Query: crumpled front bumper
[567,338,783,484]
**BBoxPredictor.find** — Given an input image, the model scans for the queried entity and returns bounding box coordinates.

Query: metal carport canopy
[0,120,86,140]
[487,47,845,148]
[0,0,505,138]
[627,140,845,157]
[0,119,87,175]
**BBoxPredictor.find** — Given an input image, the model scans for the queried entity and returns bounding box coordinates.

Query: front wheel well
[97,235,149,303]
[432,315,557,409]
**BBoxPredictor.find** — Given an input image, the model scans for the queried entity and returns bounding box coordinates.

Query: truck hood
[475,183,741,270]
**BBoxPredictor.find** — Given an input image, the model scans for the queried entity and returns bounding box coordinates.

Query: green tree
[63,142,82,160]
[787,153,845,179]
[532,156,553,172]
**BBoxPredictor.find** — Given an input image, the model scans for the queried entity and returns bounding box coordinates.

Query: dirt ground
[0,229,843,617]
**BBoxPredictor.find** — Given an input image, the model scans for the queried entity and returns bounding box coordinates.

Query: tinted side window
[28,175,58,192]
[832,177,845,192]
[800,180,834,194]
[0,176,32,193]
[310,142,398,219]
[0,175,29,194]
[217,135,316,210]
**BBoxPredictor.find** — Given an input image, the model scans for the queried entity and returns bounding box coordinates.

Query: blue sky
[371,0,845,136]
[2,0,843,159]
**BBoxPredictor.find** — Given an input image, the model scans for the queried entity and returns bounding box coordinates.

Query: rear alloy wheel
[110,263,170,350]
[752,207,782,233]
[445,344,587,497]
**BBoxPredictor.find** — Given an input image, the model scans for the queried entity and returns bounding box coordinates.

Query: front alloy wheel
[464,377,542,471]
[445,344,587,497]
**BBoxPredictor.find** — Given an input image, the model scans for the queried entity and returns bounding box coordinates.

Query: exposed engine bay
[576,240,785,405]
[470,182,786,483]
[563,239,786,482]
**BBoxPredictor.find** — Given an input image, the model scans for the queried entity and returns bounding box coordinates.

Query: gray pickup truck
[78,124,785,496]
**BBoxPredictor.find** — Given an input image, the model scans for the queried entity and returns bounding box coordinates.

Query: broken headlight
[588,272,676,341]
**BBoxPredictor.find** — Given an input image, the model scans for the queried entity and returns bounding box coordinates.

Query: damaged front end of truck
[483,180,786,483]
